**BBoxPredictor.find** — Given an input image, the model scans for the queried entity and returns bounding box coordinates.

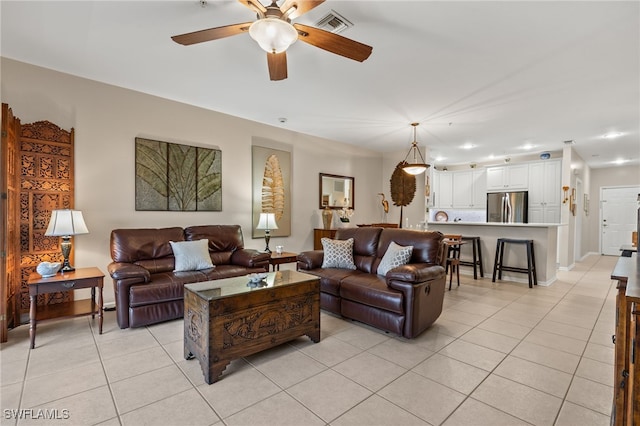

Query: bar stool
[459,236,484,279]
[443,234,463,291]
[492,238,537,288]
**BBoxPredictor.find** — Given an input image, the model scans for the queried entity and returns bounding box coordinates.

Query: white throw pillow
[321,238,357,270]
[170,239,214,272]
[377,241,413,276]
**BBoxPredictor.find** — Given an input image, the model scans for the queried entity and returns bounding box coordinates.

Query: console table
[313,228,337,249]
[611,254,640,425]
[27,266,104,349]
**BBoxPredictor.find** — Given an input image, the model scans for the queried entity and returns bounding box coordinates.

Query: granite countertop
[427,221,564,228]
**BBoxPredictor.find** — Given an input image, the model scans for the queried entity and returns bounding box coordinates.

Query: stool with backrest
[459,236,484,279]
[492,238,537,288]
[444,234,463,290]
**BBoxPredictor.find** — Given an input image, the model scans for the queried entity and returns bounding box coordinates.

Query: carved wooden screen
[1,104,21,341]
[19,121,75,321]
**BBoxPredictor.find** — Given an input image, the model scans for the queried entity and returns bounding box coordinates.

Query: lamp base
[60,236,75,273]
[264,232,272,253]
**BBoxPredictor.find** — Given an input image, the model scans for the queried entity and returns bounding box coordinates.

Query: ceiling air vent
[315,10,353,34]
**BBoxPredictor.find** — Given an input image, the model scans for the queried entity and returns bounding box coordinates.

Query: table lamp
[256,213,278,253]
[45,209,89,272]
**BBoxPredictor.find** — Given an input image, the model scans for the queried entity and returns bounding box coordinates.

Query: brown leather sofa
[108,225,270,329]
[297,227,447,339]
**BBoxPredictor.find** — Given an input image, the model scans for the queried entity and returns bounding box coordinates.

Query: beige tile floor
[1,254,617,426]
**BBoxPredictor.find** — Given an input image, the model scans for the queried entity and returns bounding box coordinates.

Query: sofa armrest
[386,263,445,285]
[297,250,324,270]
[231,249,270,269]
[107,262,150,283]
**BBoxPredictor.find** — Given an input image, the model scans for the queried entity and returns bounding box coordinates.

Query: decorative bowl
[247,272,268,284]
[36,262,62,277]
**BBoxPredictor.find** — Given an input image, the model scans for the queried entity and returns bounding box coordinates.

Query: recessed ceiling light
[613,158,628,165]
[461,143,475,150]
[522,143,535,150]
[603,132,624,139]
[434,156,445,162]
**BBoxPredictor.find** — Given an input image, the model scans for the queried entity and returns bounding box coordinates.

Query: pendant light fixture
[402,122,429,175]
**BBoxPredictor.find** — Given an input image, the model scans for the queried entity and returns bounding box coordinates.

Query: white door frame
[574,178,582,261]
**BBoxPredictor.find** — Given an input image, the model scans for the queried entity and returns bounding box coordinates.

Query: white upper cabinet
[433,170,453,208]
[452,169,486,208]
[486,164,529,191]
[528,159,561,223]
[434,169,486,209]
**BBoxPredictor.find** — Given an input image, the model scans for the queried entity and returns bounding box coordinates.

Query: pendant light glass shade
[402,123,429,175]
[249,18,298,54]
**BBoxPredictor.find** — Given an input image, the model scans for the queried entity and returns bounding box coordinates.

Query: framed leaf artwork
[252,144,291,238]
[135,137,222,211]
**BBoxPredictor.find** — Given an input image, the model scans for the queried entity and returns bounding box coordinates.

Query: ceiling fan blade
[293,23,372,62]
[237,0,267,15]
[171,22,252,46]
[279,0,325,20]
[267,52,288,81]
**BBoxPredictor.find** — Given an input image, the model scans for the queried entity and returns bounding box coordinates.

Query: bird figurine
[378,193,389,213]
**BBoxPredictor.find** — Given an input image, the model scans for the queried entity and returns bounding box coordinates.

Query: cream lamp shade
[256,213,278,253]
[45,209,89,272]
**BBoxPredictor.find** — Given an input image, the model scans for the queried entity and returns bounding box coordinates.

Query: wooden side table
[28,266,104,349]
[269,252,298,271]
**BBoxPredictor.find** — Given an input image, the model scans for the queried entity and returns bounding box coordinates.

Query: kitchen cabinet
[433,170,453,208]
[486,164,528,191]
[528,160,561,223]
[452,169,486,208]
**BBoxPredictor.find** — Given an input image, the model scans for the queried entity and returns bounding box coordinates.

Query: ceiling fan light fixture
[402,123,430,175]
[249,18,298,54]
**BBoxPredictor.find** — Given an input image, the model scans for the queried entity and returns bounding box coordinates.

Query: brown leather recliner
[297,227,447,338]
[108,225,270,329]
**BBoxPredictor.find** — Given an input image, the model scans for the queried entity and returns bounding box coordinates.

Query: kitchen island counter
[427,222,561,285]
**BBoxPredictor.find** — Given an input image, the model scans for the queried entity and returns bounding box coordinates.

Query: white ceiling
[2,1,638,168]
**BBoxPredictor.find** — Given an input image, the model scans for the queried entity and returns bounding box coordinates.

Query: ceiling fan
[171,0,373,81]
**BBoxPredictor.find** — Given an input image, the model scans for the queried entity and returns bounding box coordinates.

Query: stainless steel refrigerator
[486,191,528,223]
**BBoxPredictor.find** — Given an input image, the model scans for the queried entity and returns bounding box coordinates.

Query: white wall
[1,58,384,303]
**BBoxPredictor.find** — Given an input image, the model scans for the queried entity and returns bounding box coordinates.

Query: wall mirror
[319,173,354,210]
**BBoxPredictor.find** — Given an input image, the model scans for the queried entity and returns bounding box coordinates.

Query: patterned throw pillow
[377,241,413,276]
[321,238,357,270]
[169,239,214,272]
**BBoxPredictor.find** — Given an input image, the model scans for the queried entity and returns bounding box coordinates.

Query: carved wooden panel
[19,121,75,319]
[1,104,21,341]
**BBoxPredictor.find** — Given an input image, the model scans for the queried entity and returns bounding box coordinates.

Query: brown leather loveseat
[108,225,270,329]
[297,227,446,339]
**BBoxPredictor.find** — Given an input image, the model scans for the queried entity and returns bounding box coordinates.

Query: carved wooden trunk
[184,270,320,384]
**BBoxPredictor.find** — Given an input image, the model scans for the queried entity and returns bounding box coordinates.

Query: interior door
[601,186,640,255]
[1,104,21,341]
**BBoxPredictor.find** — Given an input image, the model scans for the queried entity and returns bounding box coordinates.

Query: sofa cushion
[377,229,442,265]
[321,238,356,270]
[335,228,382,273]
[185,225,244,265]
[170,239,214,272]
[377,241,413,276]
[111,227,184,263]
[340,274,404,314]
